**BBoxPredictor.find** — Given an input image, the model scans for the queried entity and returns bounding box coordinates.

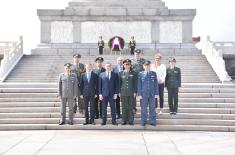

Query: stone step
[0,107,234,114]
[0,124,233,132]
[1,113,235,120]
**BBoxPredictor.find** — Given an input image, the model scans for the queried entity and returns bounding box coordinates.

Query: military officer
[93,57,106,119]
[165,57,181,115]
[71,54,85,114]
[58,63,78,125]
[129,36,136,55]
[137,61,159,126]
[131,49,146,113]
[119,59,137,125]
[98,36,105,55]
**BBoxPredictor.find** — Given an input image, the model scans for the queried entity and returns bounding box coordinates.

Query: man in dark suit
[165,57,181,115]
[99,62,119,125]
[80,64,98,125]
[93,57,106,119]
[112,57,124,119]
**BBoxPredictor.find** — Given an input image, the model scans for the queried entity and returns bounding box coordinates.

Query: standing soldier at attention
[119,59,137,125]
[93,57,106,119]
[165,57,181,115]
[98,36,105,55]
[71,54,85,114]
[58,63,78,125]
[129,36,136,55]
[137,61,159,126]
[131,49,146,113]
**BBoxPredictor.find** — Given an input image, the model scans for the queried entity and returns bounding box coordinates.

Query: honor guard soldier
[98,36,105,55]
[137,60,159,126]
[129,36,136,55]
[71,54,85,114]
[93,57,106,119]
[131,49,146,113]
[119,59,137,125]
[58,63,78,125]
[165,57,181,115]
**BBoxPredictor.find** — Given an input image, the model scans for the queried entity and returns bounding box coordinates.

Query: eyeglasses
[124,64,130,66]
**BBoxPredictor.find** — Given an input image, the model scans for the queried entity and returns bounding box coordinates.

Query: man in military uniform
[98,36,105,55]
[131,49,146,113]
[129,36,136,55]
[93,57,106,119]
[137,61,159,126]
[119,59,137,125]
[165,57,181,115]
[58,63,78,125]
[71,54,85,114]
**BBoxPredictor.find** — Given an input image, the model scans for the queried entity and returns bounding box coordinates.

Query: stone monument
[33,0,200,55]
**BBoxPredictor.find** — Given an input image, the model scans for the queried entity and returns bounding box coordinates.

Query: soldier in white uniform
[58,63,78,125]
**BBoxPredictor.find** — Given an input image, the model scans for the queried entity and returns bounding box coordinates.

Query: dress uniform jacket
[165,67,181,88]
[119,70,137,96]
[58,73,78,98]
[131,58,146,73]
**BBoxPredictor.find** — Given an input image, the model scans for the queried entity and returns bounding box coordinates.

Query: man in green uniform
[129,36,136,55]
[131,49,146,113]
[165,57,181,115]
[119,59,137,125]
[98,36,105,55]
[71,54,85,114]
[93,57,106,119]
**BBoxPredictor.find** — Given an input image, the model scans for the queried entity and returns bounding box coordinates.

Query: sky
[0,0,235,53]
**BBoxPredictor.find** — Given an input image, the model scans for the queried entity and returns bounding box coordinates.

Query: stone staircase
[1,54,235,131]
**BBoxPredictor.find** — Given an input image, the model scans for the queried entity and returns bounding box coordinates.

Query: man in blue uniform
[137,61,159,126]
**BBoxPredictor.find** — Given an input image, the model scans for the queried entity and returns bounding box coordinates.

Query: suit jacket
[80,72,98,96]
[112,65,124,74]
[165,67,181,88]
[58,73,78,98]
[99,71,119,97]
[137,71,159,97]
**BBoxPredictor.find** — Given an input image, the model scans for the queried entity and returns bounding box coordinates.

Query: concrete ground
[0,131,235,155]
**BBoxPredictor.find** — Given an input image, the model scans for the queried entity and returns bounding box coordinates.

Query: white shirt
[106,71,111,79]
[150,64,166,84]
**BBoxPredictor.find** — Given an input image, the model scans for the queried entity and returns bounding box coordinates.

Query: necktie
[108,72,110,80]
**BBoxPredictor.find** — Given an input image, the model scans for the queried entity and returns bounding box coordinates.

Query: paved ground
[0,130,235,155]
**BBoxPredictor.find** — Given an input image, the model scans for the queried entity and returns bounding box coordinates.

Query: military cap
[143,60,151,66]
[134,49,142,54]
[95,57,104,62]
[73,54,81,58]
[168,57,176,62]
[64,63,72,67]
[123,59,132,64]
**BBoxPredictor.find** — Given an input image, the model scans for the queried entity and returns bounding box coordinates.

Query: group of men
[58,49,181,126]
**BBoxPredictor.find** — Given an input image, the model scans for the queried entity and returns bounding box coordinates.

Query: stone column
[182,21,192,43]
[73,21,82,43]
[151,21,160,43]
[40,21,51,43]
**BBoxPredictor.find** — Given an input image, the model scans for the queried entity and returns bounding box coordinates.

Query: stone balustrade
[204,36,232,83]
[0,36,24,82]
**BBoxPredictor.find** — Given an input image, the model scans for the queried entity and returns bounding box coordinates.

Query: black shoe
[129,122,134,126]
[121,122,127,125]
[101,122,106,126]
[83,122,89,125]
[112,122,118,126]
[173,112,177,115]
[68,122,74,125]
[150,123,156,126]
[170,112,174,115]
[59,122,65,125]
[117,114,121,119]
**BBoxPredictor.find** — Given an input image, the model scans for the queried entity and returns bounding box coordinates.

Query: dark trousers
[167,88,179,113]
[121,96,134,123]
[156,84,165,108]
[84,95,95,123]
[115,96,121,116]
[94,97,102,118]
[102,96,116,123]
[99,47,103,55]
[130,47,135,55]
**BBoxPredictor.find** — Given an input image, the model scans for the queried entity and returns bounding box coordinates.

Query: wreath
[108,36,125,51]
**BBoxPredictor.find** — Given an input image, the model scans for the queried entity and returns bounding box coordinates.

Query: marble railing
[0,36,24,82]
[204,36,232,83]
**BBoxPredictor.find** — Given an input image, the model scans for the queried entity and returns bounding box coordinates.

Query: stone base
[31,43,201,56]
